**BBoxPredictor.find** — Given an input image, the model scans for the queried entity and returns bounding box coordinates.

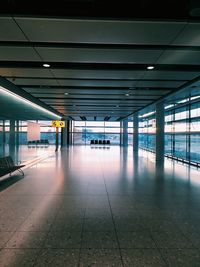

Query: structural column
[121,119,128,146]
[120,121,123,146]
[61,120,71,147]
[15,120,19,147]
[9,120,16,159]
[133,114,138,152]
[9,120,16,147]
[156,101,165,165]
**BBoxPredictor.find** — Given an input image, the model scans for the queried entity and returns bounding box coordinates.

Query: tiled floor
[0,144,55,164]
[0,146,200,266]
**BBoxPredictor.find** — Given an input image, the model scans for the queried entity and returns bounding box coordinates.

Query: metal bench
[0,156,25,177]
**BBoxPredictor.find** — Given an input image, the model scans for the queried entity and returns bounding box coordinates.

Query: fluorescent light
[0,86,61,119]
[165,104,174,109]
[125,93,130,96]
[43,63,50,68]
[147,66,154,70]
[139,111,155,118]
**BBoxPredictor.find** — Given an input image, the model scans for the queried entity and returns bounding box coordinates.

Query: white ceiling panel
[9,78,59,86]
[0,15,199,120]
[0,17,26,41]
[59,80,139,87]
[24,88,167,95]
[15,17,186,45]
[37,47,163,64]
[0,46,41,61]
[51,69,145,79]
[144,71,200,80]
[137,80,184,88]
[173,23,200,46]
[158,50,200,65]
[0,68,53,78]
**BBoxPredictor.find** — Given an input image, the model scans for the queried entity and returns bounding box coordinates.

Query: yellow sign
[52,121,65,128]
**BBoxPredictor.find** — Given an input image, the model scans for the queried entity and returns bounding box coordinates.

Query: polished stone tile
[56,208,85,218]
[114,217,147,231]
[118,231,156,249]
[152,231,194,248]
[183,231,200,248]
[79,249,123,267]
[1,146,200,266]
[18,215,55,232]
[160,248,200,267]
[50,218,83,232]
[34,249,79,267]
[44,231,82,248]
[121,249,166,267]
[84,217,115,232]
[87,184,107,195]
[0,248,39,267]
[5,231,47,248]
[82,231,118,249]
[85,207,111,218]
[0,232,14,248]
[143,219,180,232]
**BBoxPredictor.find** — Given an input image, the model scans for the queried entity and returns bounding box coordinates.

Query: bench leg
[18,169,24,176]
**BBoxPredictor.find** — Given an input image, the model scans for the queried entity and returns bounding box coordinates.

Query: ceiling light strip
[0,86,61,119]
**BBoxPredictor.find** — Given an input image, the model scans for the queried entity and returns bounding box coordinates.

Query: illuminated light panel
[0,86,61,119]
[43,63,50,68]
[147,66,154,70]
[139,111,155,118]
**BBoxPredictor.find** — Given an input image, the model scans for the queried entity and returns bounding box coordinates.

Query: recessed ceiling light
[125,93,130,96]
[65,92,69,95]
[147,66,154,70]
[43,63,50,68]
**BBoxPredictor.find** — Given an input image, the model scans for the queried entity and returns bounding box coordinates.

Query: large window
[138,93,200,165]
[138,111,156,151]
[72,121,121,145]
[71,120,133,145]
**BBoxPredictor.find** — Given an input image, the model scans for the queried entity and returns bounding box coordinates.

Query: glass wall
[71,120,133,145]
[0,120,59,149]
[138,93,200,165]
[138,111,156,151]
[165,98,200,164]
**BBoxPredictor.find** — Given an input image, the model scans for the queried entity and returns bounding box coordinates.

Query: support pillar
[16,120,19,147]
[120,119,128,146]
[120,121,123,146]
[55,127,59,152]
[9,120,16,147]
[123,119,128,146]
[156,102,165,166]
[61,120,70,147]
[9,120,16,159]
[133,114,138,152]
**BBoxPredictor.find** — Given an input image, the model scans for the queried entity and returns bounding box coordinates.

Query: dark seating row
[90,139,110,145]
[0,156,25,177]
[27,139,49,147]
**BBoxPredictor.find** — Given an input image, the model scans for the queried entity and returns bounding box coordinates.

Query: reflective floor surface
[0,145,55,164]
[0,146,200,266]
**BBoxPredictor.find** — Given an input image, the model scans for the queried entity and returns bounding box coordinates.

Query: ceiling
[0,1,200,121]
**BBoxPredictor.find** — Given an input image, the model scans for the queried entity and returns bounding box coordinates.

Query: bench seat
[0,156,25,177]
